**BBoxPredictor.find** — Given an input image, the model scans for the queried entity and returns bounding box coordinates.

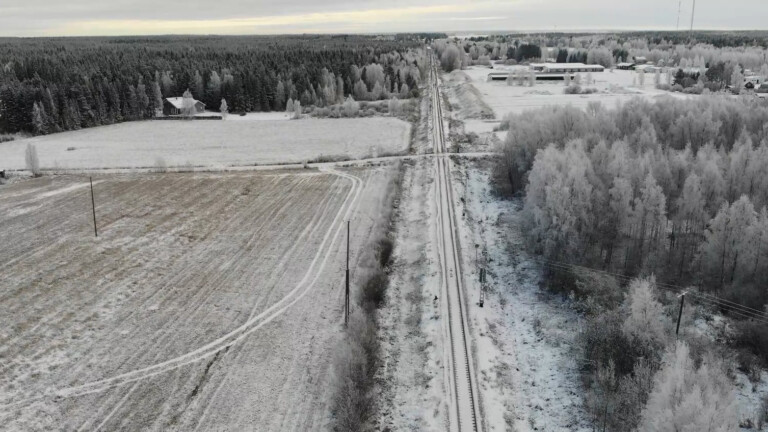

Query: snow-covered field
[0,166,396,430]
[450,66,685,121]
[0,117,410,170]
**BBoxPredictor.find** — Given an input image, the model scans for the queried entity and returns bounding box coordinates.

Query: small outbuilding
[163,97,206,116]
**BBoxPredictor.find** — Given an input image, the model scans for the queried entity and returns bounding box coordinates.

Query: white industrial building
[486,62,605,81]
[529,63,605,73]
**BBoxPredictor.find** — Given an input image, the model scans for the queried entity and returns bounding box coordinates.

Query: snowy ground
[450,66,688,121]
[0,117,410,170]
[376,157,450,431]
[0,166,397,431]
[450,158,590,432]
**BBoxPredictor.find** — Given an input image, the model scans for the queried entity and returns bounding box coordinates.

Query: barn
[163,97,206,116]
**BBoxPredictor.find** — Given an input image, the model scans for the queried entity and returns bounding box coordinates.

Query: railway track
[429,55,482,432]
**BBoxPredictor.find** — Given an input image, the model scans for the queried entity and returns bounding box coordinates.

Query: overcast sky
[1,0,766,37]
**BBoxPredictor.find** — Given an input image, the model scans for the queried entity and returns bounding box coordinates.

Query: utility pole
[676,0,682,30]
[345,220,350,325]
[689,0,697,38]
[89,176,98,238]
[676,291,687,337]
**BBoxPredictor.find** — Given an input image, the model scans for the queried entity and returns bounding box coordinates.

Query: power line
[689,0,697,36]
[525,255,768,322]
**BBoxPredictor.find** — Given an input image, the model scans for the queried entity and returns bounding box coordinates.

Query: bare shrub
[154,157,168,173]
[331,331,373,431]
[735,321,768,367]
[330,163,404,430]
[758,395,768,429]
[375,237,394,268]
[360,268,388,312]
[25,143,41,176]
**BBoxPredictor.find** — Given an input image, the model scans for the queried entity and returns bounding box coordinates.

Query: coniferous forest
[0,34,439,134]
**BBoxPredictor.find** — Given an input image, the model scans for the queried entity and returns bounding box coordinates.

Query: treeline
[433,34,768,75]
[491,95,768,431]
[469,31,768,50]
[495,96,768,309]
[0,35,428,134]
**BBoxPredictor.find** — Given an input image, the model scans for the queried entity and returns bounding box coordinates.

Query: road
[430,56,483,432]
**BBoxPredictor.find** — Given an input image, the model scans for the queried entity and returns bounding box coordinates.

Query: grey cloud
[0,0,766,36]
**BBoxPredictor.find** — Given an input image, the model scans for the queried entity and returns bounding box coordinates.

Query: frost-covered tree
[675,172,707,272]
[524,140,595,259]
[387,97,401,116]
[440,45,462,72]
[730,67,744,94]
[353,80,368,101]
[632,173,667,256]
[293,100,302,119]
[564,72,572,86]
[638,343,738,432]
[152,81,163,116]
[343,95,359,117]
[191,70,204,100]
[700,196,757,287]
[32,102,47,135]
[364,64,385,91]
[207,71,221,108]
[370,81,385,100]
[516,71,525,87]
[399,83,410,98]
[181,89,196,116]
[25,143,40,176]
[638,69,646,87]
[528,72,537,87]
[285,98,294,114]
[622,278,668,346]
[587,47,614,67]
[160,71,173,96]
[220,98,228,118]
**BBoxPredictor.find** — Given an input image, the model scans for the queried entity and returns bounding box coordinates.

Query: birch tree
[638,343,738,432]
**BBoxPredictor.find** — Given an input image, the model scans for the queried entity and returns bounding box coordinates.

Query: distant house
[163,97,205,116]
[617,62,635,70]
[745,75,763,88]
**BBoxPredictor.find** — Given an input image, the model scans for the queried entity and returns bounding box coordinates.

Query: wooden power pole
[345,220,350,325]
[90,176,98,237]
[676,292,687,336]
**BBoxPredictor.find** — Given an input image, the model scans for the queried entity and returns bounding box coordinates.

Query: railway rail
[429,55,482,432]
